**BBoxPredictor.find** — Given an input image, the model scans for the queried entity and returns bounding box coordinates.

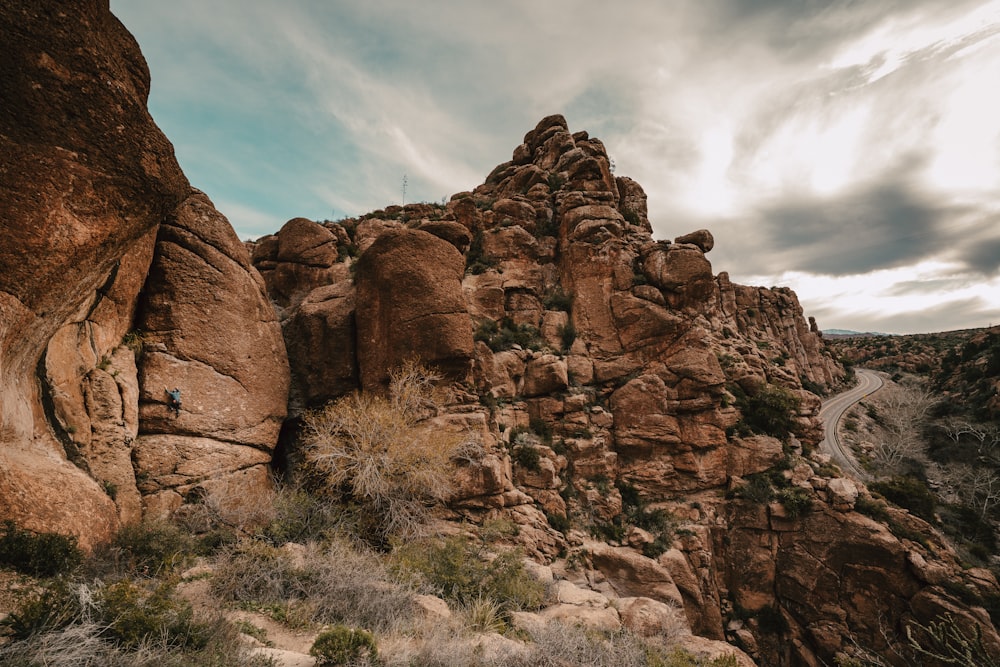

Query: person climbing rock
[165,387,182,416]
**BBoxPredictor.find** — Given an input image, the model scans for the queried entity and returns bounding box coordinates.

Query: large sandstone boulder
[135,190,290,514]
[640,242,715,310]
[589,543,686,608]
[0,0,188,546]
[282,283,358,414]
[674,229,715,253]
[254,217,348,311]
[355,228,474,389]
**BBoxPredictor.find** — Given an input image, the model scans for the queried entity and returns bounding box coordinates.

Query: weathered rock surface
[0,0,188,546]
[282,283,357,413]
[252,217,345,312]
[354,228,474,389]
[134,190,290,515]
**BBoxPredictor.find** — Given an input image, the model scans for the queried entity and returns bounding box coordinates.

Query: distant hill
[822,329,892,338]
[827,325,999,420]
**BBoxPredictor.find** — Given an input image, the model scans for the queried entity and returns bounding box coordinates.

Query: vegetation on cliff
[830,328,1000,569]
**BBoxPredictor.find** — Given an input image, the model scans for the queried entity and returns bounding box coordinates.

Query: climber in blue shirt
[166,387,182,416]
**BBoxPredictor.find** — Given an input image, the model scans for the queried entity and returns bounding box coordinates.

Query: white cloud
[744,262,1000,333]
[111,0,1000,332]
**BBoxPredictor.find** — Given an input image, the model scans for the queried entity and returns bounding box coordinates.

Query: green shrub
[631,506,674,535]
[528,416,553,444]
[0,577,81,640]
[633,506,676,557]
[800,378,826,396]
[310,625,378,666]
[474,317,544,352]
[870,476,937,523]
[0,521,82,577]
[512,443,541,471]
[546,512,571,533]
[233,619,272,646]
[731,474,774,504]
[854,495,890,522]
[642,534,673,559]
[122,329,145,356]
[106,519,198,575]
[591,517,629,543]
[507,424,531,445]
[2,578,211,652]
[732,383,801,440]
[776,487,813,519]
[337,243,359,262]
[391,535,544,613]
[95,579,209,649]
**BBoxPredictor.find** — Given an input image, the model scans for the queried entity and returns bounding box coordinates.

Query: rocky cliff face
[0,1,289,547]
[253,116,999,665]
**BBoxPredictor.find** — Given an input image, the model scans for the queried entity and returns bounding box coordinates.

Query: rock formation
[2,4,996,663]
[354,228,474,390]
[255,115,999,665]
[0,1,288,546]
[0,0,187,547]
[133,190,289,517]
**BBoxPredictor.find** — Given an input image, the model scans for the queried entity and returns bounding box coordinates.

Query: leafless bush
[868,381,938,473]
[939,418,1000,465]
[195,477,279,536]
[301,361,480,539]
[941,464,1000,518]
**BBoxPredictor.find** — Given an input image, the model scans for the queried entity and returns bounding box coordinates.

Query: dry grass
[384,622,685,667]
[211,537,416,634]
[0,598,274,667]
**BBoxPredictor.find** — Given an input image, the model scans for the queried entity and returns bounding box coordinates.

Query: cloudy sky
[111,0,1000,334]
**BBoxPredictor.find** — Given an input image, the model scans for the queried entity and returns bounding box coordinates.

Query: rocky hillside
[831,326,1000,422]
[2,3,999,665]
[247,116,1000,665]
[829,328,1000,570]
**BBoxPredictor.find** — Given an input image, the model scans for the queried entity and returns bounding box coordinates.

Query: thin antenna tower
[402,174,408,205]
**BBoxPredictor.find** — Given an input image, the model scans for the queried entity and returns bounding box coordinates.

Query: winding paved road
[818,368,883,479]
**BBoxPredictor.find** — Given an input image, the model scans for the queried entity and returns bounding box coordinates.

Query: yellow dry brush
[301,361,479,538]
